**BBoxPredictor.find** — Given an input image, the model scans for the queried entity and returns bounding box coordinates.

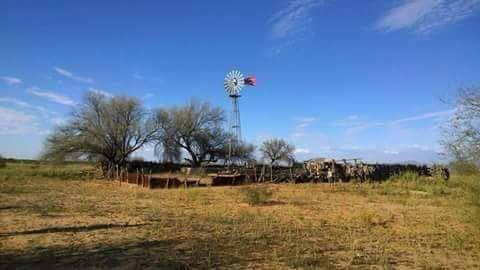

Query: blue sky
[1,0,479,163]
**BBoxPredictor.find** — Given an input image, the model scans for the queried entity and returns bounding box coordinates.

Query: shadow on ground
[0,233,246,269]
[0,206,23,211]
[0,239,187,270]
[0,223,150,237]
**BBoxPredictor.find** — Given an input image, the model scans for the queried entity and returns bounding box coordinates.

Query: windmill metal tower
[223,70,256,162]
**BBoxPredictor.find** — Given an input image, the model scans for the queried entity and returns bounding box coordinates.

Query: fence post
[260,165,265,182]
[290,167,293,183]
[149,170,152,189]
[136,169,139,185]
[119,168,122,186]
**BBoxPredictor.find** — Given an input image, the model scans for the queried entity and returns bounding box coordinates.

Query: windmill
[223,70,256,163]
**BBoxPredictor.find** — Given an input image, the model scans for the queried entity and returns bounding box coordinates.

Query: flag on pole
[244,76,256,86]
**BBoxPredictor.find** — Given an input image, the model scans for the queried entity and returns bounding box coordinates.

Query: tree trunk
[270,164,273,182]
[185,148,201,167]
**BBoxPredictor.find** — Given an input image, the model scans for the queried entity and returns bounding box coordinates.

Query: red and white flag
[244,76,256,86]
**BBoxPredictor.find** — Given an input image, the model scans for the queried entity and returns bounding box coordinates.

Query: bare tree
[153,100,229,166]
[221,140,256,165]
[441,87,480,166]
[154,136,182,163]
[42,92,158,176]
[259,138,295,180]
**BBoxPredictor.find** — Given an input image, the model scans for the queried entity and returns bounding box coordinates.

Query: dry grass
[1,162,479,269]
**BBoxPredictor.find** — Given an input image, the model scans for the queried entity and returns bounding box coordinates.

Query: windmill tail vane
[244,76,256,86]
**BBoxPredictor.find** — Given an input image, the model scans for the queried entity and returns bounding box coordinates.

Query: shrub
[240,185,273,206]
[386,171,450,195]
[449,160,478,176]
[0,155,6,168]
[357,210,393,228]
[387,171,423,190]
[388,171,421,182]
[469,179,480,207]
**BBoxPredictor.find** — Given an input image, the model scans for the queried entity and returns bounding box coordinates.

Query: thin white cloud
[88,87,113,97]
[293,132,306,138]
[142,93,155,101]
[255,134,274,144]
[270,0,322,39]
[389,109,455,125]
[384,150,400,155]
[27,88,76,106]
[405,144,438,151]
[54,67,93,83]
[0,97,35,109]
[335,115,383,134]
[293,116,316,138]
[0,106,32,124]
[133,72,144,80]
[50,117,67,125]
[0,97,67,127]
[305,145,441,164]
[336,116,362,126]
[344,115,359,121]
[295,117,316,128]
[345,122,383,134]
[295,148,311,154]
[0,106,44,135]
[269,0,323,53]
[379,144,440,159]
[0,76,22,86]
[376,0,480,34]
[0,97,51,116]
[335,109,454,134]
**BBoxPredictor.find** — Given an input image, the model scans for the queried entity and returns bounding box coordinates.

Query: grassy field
[0,162,479,269]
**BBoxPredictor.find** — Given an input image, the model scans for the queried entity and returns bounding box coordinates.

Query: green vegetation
[240,185,274,205]
[450,160,479,176]
[0,155,6,168]
[1,162,479,269]
[384,171,451,196]
[0,161,99,182]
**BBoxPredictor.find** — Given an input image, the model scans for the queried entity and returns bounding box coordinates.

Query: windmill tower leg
[232,95,242,142]
[228,94,242,164]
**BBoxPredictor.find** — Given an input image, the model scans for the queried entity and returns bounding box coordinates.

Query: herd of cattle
[301,158,449,183]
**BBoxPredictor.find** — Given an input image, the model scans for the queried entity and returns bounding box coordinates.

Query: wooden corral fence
[210,173,246,186]
[114,166,203,189]
[115,167,152,188]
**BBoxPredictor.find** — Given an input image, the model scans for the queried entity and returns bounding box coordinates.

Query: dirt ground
[1,172,479,269]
